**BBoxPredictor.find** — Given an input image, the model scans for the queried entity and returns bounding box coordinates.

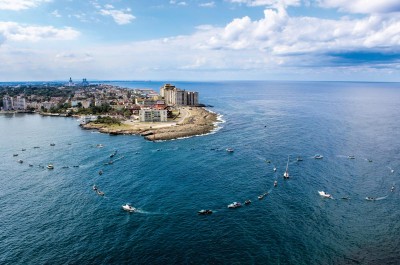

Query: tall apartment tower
[2,95,13,110]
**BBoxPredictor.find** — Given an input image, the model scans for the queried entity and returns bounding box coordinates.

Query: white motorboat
[47,164,54,169]
[226,148,234,153]
[283,156,290,179]
[198,209,213,215]
[365,197,375,201]
[314,154,323,159]
[273,167,277,172]
[227,202,241,208]
[274,180,278,187]
[122,204,136,212]
[318,191,332,198]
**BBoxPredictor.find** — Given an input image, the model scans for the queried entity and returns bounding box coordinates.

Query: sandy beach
[81,107,219,141]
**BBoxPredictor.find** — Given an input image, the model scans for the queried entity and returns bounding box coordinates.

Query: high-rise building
[160,84,199,106]
[14,96,26,110]
[2,95,13,110]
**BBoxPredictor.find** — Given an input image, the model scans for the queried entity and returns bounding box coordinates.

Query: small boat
[297,156,303,161]
[47,164,54,169]
[367,159,373,162]
[73,165,79,168]
[198,209,213,215]
[110,150,117,158]
[18,159,23,163]
[341,196,350,200]
[274,180,278,187]
[348,155,355,159]
[122,204,136,212]
[92,185,98,191]
[50,143,55,146]
[283,156,290,179]
[318,191,332,198]
[265,160,271,164]
[98,170,103,175]
[96,144,103,148]
[33,146,40,149]
[258,195,264,200]
[273,167,277,172]
[97,190,105,196]
[29,164,33,167]
[365,197,375,201]
[391,169,394,173]
[244,200,251,205]
[13,154,18,157]
[226,148,234,153]
[314,154,323,159]
[21,149,26,151]
[61,166,69,169]
[227,202,241,208]
[391,185,395,192]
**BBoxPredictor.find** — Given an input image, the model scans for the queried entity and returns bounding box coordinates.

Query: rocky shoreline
[81,107,220,141]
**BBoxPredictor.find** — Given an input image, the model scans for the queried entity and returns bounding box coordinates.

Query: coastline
[80,107,220,141]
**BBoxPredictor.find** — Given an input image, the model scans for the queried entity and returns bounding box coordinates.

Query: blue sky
[1,0,400,81]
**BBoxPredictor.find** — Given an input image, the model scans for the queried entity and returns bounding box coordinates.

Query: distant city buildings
[160,84,198,106]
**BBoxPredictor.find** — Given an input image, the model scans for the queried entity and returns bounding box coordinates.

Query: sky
[1,0,400,82]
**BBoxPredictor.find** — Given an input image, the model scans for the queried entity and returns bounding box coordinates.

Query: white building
[14,96,27,110]
[2,95,13,110]
[160,84,198,106]
[139,109,167,122]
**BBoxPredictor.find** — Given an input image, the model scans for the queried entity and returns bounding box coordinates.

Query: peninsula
[1,80,220,141]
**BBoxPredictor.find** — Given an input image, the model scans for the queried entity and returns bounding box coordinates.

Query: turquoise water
[1,81,399,264]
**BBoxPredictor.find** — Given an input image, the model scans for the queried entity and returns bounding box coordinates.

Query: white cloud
[0,0,51,10]
[197,7,400,57]
[199,2,215,8]
[318,0,400,14]
[55,52,94,63]
[51,9,61,18]
[170,0,188,6]
[0,22,80,42]
[99,6,136,25]
[228,0,300,8]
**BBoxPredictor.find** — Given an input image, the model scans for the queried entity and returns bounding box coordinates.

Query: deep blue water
[1,81,400,264]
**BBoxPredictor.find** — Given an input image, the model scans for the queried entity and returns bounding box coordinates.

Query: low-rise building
[139,109,167,122]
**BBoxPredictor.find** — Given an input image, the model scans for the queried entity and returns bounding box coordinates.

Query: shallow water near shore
[1,81,400,264]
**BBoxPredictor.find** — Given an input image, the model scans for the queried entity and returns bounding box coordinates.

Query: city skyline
[1,0,400,82]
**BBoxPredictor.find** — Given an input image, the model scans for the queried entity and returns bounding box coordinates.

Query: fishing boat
[318,191,332,198]
[122,204,136,212]
[198,209,213,215]
[283,156,290,179]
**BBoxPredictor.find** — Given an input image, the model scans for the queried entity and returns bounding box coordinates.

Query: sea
[1,81,399,264]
